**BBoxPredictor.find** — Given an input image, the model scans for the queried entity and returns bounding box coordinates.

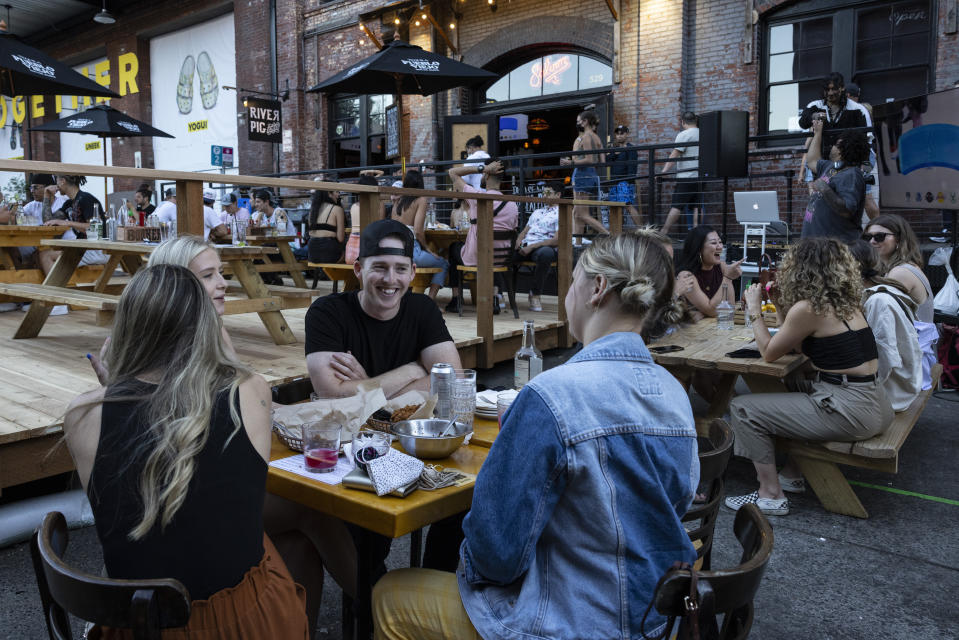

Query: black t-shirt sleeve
[412,294,454,350]
[304,295,348,356]
[73,191,103,223]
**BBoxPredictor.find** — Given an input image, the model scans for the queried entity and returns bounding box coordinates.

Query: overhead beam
[604,0,619,21]
[425,10,457,54]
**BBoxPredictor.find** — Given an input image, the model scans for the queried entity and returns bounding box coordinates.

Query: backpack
[938,324,959,390]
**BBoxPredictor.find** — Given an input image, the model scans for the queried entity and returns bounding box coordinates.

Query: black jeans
[527,245,557,295]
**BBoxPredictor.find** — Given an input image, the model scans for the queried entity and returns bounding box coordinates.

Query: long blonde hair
[147,234,210,269]
[578,231,684,329]
[778,237,863,321]
[867,213,923,270]
[105,264,251,539]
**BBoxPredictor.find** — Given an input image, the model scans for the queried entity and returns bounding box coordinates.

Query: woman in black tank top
[724,238,893,517]
[306,188,345,264]
[63,265,309,639]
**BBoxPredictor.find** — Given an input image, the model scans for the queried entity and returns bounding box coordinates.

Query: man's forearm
[819,187,854,218]
[42,197,64,221]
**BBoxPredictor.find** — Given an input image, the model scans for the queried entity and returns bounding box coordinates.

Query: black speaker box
[698,110,749,178]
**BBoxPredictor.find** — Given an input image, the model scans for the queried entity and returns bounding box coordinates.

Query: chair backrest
[30,511,191,640]
[654,503,775,640]
[491,229,518,268]
[683,419,735,568]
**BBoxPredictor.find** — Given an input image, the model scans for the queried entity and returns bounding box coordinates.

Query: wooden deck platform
[0,282,566,491]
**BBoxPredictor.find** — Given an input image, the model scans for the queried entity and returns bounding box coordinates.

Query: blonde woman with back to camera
[725,237,893,516]
[372,232,698,640]
[63,264,309,638]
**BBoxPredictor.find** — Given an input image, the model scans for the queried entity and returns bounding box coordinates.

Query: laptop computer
[733,191,780,224]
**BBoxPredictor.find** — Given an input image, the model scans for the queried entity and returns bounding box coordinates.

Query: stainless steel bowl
[391,419,472,459]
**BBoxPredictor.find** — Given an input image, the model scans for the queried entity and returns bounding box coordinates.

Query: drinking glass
[496,389,519,430]
[301,421,342,473]
[451,369,477,430]
[234,220,248,246]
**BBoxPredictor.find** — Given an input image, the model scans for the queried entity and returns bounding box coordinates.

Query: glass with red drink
[301,421,342,473]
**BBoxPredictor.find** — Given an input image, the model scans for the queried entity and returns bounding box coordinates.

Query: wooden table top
[0,226,66,249]
[472,416,498,448]
[266,433,489,538]
[649,317,806,378]
[40,238,278,257]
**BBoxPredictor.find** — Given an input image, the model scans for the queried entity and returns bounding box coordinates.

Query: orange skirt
[94,534,309,640]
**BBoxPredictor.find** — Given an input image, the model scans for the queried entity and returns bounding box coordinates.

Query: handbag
[640,561,718,640]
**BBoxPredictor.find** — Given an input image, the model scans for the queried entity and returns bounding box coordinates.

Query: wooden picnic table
[424,227,467,254]
[238,234,309,289]
[648,318,808,431]
[267,433,488,638]
[0,239,298,345]
[0,226,64,271]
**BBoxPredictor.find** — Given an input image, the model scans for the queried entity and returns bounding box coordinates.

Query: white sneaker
[528,293,543,312]
[778,474,805,494]
[0,302,18,312]
[50,305,69,316]
[724,491,790,516]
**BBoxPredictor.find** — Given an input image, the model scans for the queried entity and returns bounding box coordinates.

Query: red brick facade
[24,0,959,234]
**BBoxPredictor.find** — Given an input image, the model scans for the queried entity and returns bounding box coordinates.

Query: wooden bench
[307,263,442,294]
[0,283,120,336]
[777,364,942,518]
[224,280,317,309]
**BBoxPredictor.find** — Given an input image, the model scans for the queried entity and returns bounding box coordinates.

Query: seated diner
[372,232,699,640]
[725,237,893,516]
[675,224,742,320]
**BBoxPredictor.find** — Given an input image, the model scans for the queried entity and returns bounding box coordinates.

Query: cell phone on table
[649,345,684,354]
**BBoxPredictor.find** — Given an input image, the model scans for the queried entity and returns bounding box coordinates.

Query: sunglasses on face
[862,232,895,243]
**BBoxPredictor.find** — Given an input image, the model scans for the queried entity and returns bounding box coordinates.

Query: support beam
[425,11,457,54]
[175,179,204,237]
[604,0,619,20]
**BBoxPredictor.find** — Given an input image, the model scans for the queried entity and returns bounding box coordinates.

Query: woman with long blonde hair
[725,237,893,516]
[64,264,309,638]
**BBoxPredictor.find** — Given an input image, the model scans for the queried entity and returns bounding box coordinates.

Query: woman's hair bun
[619,276,657,310]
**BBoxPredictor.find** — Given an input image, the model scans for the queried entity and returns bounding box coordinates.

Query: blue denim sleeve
[460,387,567,586]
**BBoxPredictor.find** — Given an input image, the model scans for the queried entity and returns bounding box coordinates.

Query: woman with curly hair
[863,213,933,322]
[724,237,892,516]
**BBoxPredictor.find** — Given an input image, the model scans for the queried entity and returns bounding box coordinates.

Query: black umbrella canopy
[0,31,119,99]
[29,105,173,138]
[308,39,497,96]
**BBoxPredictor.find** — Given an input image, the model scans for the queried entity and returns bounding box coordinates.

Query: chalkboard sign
[385,104,400,159]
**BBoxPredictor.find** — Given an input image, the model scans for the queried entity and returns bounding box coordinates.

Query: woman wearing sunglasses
[724,237,892,516]
[863,214,933,323]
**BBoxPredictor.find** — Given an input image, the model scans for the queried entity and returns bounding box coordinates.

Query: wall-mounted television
[873,87,959,210]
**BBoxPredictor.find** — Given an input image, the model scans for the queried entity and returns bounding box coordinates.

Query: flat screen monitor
[873,87,959,210]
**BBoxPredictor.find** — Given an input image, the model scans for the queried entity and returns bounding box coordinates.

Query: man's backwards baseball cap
[358,219,414,260]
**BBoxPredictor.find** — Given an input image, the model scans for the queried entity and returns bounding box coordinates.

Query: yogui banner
[246,97,281,143]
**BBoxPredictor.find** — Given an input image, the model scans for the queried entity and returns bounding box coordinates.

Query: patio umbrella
[308,39,496,161]
[0,30,119,98]
[30,105,173,206]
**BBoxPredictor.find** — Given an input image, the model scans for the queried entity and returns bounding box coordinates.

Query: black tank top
[88,381,266,600]
[801,320,879,370]
[310,203,338,233]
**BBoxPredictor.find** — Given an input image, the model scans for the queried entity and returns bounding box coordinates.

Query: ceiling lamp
[93,0,115,24]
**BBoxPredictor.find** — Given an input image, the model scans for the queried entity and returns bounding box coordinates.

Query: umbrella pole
[102,137,108,215]
[395,75,406,172]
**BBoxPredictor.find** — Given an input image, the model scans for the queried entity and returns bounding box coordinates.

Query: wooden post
[175,179,204,237]
[556,203,573,348]
[609,203,623,235]
[358,192,379,231]
[475,199,495,368]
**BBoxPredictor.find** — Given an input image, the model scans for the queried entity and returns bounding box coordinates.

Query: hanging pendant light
[93,0,116,25]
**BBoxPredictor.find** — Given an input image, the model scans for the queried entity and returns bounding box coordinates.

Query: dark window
[328,94,393,168]
[761,0,933,139]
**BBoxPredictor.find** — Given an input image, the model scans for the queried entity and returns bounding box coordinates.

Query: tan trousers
[729,376,893,465]
[372,568,482,640]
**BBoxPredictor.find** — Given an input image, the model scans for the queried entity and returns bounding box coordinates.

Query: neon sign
[530,55,572,89]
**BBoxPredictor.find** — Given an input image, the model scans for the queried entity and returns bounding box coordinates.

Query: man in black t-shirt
[305,218,461,399]
[134,184,156,216]
[39,175,108,274]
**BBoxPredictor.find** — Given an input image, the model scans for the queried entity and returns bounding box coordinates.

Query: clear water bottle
[87,205,102,241]
[716,283,734,330]
[514,320,544,389]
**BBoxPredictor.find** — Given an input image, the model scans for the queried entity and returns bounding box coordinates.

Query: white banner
[150,13,237,179]
[59,58,113,206]
[0,98,25,206]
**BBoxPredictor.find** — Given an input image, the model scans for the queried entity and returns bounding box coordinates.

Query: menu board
[385,103,399,159]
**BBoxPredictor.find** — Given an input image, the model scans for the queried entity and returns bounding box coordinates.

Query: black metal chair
[685,418,735,570]
[456,228,520,318]
[31,511,191,640]
[652,503,774,640]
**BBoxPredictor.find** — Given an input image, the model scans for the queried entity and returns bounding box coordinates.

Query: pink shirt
[460,184,518,266]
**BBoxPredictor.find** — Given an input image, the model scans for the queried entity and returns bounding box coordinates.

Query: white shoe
[0,302,18,312]
[50,305,69,316]
[724,491,790,516]
[778,474,805,494]
[528,293,543,312]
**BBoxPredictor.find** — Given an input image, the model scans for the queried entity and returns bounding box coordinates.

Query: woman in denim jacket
[373,232,700,640]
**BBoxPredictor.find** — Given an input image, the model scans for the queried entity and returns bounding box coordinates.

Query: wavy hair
[846,239,910,295]
[866,213,923,270]
[104,265,251,539]
[147,235,210,269]
[778,237,863,321]
[578,231,683,330]
[835,131,870,166]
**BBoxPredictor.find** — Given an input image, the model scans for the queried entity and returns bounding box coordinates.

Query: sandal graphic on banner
[176,55,195,115]
[197,51,218,110]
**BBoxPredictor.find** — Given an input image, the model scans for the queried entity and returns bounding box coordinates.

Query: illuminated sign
[530,55,571,89]
[529,117,549,131]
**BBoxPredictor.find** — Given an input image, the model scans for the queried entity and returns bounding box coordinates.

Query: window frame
[480,52,613,106]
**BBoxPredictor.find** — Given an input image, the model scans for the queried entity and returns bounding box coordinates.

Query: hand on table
[720,258,744,280]
[44,219,69,227]
[329,351,368,381]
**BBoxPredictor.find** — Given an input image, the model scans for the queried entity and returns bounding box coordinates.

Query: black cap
[846,82,861,97]
[29,173,56,187]
[614,124,629,133]
[358,219,414,260]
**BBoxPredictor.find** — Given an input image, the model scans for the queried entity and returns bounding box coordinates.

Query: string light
[394,16,400,25]
[414,19,421,26]
[449,22,455,29]
[421,13,427,20]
